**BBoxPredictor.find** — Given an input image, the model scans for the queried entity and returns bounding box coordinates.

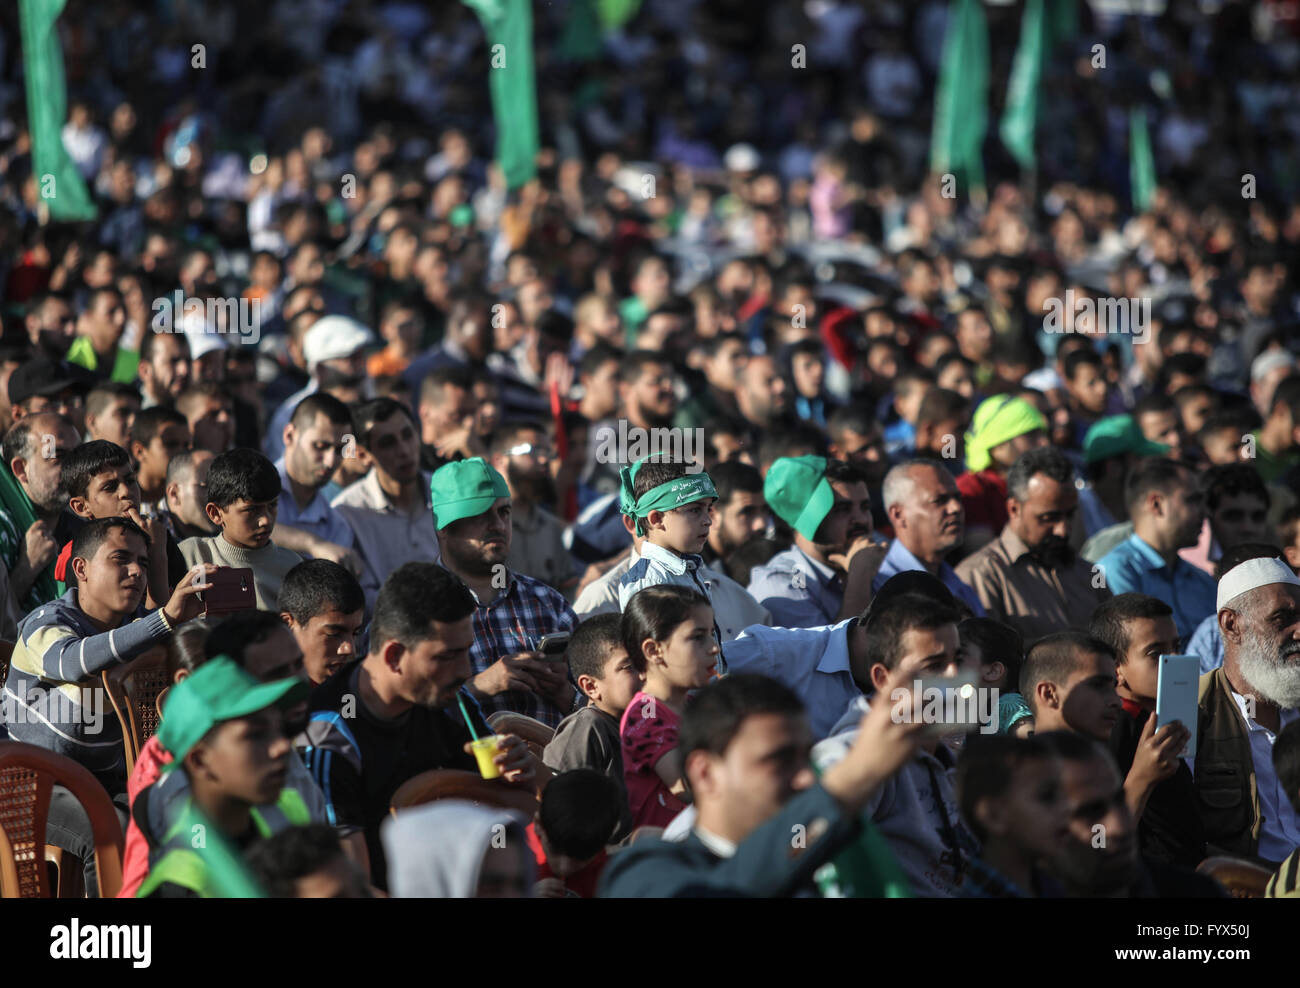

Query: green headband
[619,465,718,536]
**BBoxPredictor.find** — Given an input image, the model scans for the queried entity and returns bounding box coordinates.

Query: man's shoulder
[511,570,572,608]
[953,536,1012,580]
[598,835,727,897]
[177,535,212,559]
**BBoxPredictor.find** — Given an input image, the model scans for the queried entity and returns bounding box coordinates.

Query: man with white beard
[1193,557,1300,865]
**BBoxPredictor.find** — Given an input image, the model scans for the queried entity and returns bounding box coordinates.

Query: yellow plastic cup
[471,735,504,780]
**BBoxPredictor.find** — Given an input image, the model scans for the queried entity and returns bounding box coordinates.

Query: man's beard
[507,463,555,507]
[1237,626,1300,709]
[1027,535,1075,569]
[32,482,69,515]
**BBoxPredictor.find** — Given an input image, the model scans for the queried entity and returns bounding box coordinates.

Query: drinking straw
[457,693,480,742]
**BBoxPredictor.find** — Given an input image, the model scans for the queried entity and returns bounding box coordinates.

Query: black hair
[419,365,474,409]
[1214,542,1288,581]
[758,421,828,469]
[537,769,623,860]
[1006,445,1074,502]
[70,516,149,565]
[535,309,574,343]
[957,734,1058,843]
[371,562,477,649]
[164,616,218,678]
[1088,594,1174,666]
[862,593,960,672]
[85,381,140,420]
[619,349,671,384]
[289,391,353,430]
[565,613,625,685]
[204,610,291,663]
[1271,374,1300,421]
[1020,632,1115,714]
[631,458,693,500]
[490,419,549,458]
[62,439,132,500]
[245,824,358,898]
[129,404,187,450]
[206,448,280,508]
[622,585,711,674]
[679,673,805,761]
[1201,462,1270,513]
[707,460,763,504]
[1123,457,1192,515]
[1273,719,1300,816]
[1156,352,1208,392]
[827,404,878,441]
[352,397,416,450]
[958,617,1024,687]
[1133,392,1177,418]
[165,448,207,487]
[278,559,365,624]
[1062,348,1103,380]
[915,387,969,426]
[578,341,623,379]
[823,458,869,486]
[1196,407,1258,446]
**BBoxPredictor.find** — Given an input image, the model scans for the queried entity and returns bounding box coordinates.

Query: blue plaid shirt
[468,569,580,729]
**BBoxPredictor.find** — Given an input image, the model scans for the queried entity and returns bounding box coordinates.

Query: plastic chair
[485,712,555,760]
[101,647,171,777]
[389,769,539,818]
[0,741,124,898]
[1195,855,1273,898]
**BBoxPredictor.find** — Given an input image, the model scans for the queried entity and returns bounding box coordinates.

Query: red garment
[619,690,686,829]
[525,822,608,898]
[54,540,73,583]
[956,468,1009,535]
[117,735,172,897]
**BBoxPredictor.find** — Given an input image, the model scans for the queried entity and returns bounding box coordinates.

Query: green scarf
[618,464,717,536]
[0,462,56,607]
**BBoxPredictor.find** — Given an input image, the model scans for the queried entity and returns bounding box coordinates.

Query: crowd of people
[2,0,1300,898]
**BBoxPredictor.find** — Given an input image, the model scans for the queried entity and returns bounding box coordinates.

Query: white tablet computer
[1156,654,1199,761]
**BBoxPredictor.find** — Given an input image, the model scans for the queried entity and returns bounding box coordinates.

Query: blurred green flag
[18,0,96,221]
[1129,107,1157,212]
[463,0,539,190]
[999,0,1046,169]
[930,0,989,196]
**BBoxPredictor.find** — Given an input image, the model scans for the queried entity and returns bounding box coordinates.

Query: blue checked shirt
[468,569,580,729]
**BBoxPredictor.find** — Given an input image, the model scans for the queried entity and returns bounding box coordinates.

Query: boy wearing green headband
[136,656,311,897]
[616,458,719,614]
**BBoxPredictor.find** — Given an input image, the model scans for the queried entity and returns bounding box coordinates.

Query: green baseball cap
[158,656,308,768]
[1082,415,1169,464]
[429,457,510,529]
[765,455,835,543]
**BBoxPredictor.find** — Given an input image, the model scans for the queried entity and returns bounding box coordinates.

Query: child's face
[72,464,141,520]
[190,706,293,806]
[992,755,1070,863]
[210,497,278,549]
[651,605,718,690]
[587,646,642,715]
[74,528,148,615]
[289,606,366,685]
[138,422,191,481]
[653,499,713,555]
[536,824,597,880]
[1115,615,1178,706]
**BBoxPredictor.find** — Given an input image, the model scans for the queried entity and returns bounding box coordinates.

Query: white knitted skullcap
[1216,557,1300,612]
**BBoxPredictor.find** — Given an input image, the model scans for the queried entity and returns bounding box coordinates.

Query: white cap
[1216,557,1300,611]
[724,143,760,173]
[303,315,375,371]
[1250,348,1296,383]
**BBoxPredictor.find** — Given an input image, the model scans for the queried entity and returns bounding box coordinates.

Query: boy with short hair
[84,381,140,450]
[957,735,1069,897]
[56,439,184,604]
[958,617,1032,737]
[543,613,640,839]
[177,447,303,609]
[135,656,312,898]
[128,405,191,506]
[246,823,370,898]
[528,769,624,898]
[616,456,719,615]
[278,558,367,685]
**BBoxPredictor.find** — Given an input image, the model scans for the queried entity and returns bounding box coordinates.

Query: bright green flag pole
[1129,107,1157,213]
[463,0,540,191]
[18,0,96,222]
[930,0,990,201]
[999,0,1046,169]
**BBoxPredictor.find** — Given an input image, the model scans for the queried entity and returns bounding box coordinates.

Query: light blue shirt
[723,620,862,741]
[263,381,318,462]
[746,545,843,629]
[1186,611,1224,675]
[617,540,714,612]
[1094,533,1216,643]
[872,539,986,617]
[275,457,355,550]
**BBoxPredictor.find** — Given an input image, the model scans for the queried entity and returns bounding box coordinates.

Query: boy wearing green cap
[135,656,311,897]
[615,458,719,614]
[747,456,885,629]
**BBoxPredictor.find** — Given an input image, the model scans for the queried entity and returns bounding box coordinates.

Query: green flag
[1129,107,1157,213]
[18,0,96,221]
[463,0,539,191]
[999,0,1046,169]
[930,0,990,197]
